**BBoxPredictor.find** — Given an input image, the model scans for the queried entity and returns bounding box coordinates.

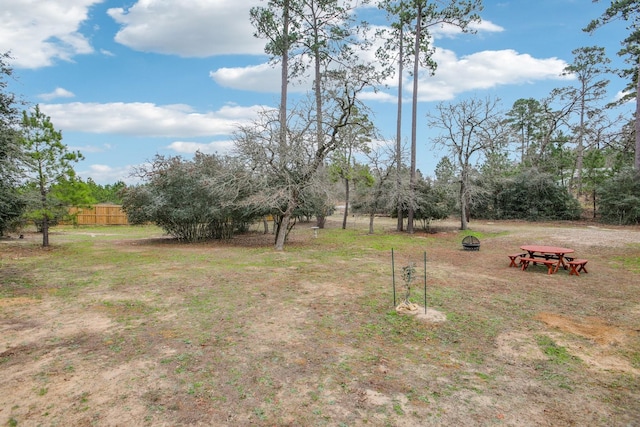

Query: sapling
[400,262,416,307]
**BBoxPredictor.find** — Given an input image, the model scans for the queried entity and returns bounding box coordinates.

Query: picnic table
[519,245,575,275]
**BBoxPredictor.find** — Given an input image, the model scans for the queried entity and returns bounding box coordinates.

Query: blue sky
[2,0,632,185]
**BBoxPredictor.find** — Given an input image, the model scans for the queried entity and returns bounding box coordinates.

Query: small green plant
[536,335,577,364]
[629,351,640,369]
[253,407,267,420]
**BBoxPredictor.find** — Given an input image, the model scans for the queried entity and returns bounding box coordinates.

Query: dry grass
[1,216,639,426]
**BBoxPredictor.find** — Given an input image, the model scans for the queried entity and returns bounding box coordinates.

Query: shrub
[597,168,640,225]
[473,169,581,221]
[121,153,261,241]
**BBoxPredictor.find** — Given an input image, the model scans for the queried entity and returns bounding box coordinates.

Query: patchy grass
[1,217,639,426]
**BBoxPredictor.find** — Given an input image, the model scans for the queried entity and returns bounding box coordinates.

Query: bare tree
[427,97,504,230]
[251,0,378,249]
[353,140,399,234]
[235,65,376,249]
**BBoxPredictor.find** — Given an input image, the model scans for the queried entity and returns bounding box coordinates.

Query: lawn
[1,216,639,426]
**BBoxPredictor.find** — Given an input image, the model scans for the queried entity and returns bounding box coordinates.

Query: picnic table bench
[567,259,588,276]
[508,253,526,267]
[519,257,557,274]
[518,245,575,275]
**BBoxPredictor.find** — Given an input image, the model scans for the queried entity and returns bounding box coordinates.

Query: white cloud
[0,0,100,68]
[613,90,633,104]
[39,102,266,138]
[69,143,110,154]
[470,19,505,34]
[211,58,313,93]
[211,63,281,93]
[167,140,235,155]
[413,48,570,102]
[434,19,503,39]
[209,46,570,102]
[107,0,265,57]
[358,91,397,103]
[38,87,75,101]
[78,164,139,185]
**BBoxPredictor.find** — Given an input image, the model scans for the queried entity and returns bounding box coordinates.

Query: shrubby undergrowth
[122,153,263,241]
[597,168,640,225]
[472,169,582,221]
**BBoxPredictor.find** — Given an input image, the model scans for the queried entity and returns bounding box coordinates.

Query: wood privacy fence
[68,204,129,225]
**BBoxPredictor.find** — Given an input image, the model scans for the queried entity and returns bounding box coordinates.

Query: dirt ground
[1,218,639,426]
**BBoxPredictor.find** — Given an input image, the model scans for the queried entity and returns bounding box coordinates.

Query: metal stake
[391,248,396,307]
[423,251,427,314]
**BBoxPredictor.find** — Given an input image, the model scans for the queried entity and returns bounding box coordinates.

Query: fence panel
[68,205,129,225]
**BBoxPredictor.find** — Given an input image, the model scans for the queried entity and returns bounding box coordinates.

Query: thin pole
[391,248,396,307]
[423,251,427,314]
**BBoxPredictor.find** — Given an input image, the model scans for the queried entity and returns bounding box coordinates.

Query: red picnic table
[519,245,575,275]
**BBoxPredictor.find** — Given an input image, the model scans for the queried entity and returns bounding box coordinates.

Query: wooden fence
[68,204,129,225]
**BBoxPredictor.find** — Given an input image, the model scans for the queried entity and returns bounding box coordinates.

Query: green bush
[597,168,640,225]
[121,153,261,241]
[473,169,581,221]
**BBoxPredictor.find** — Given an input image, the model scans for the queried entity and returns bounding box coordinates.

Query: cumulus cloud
[434,19,504,39]
[0,0,99,68]
[167,140,235,155]
[38,87,75,101]
[39,102,266,138]
[358,91,398,103]
[211,63,282,93]
[209,46,569,102]
[413,48,570,102]
[78,164,139,185]
[211,58,315,93]
[107,0,265,57]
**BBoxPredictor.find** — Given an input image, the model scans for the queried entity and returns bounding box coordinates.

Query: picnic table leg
[558,255,568,271]
[569,264,580,276]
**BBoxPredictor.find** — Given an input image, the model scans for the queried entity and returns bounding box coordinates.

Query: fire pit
[462,235,480,251]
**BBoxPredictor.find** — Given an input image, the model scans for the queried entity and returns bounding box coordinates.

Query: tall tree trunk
[459,179,468,231]
[635,60,640,173]
[312,10,324,158]
[275,197,296,251]
[396,21,404,232]
[40,186,49,247]
[42,215,49,247]
[369,212,375,235]
[408,3,422,234]
[274,0,291,251]
[575,82,586,195]
[342,177,349,229]
[279,0,290,152]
